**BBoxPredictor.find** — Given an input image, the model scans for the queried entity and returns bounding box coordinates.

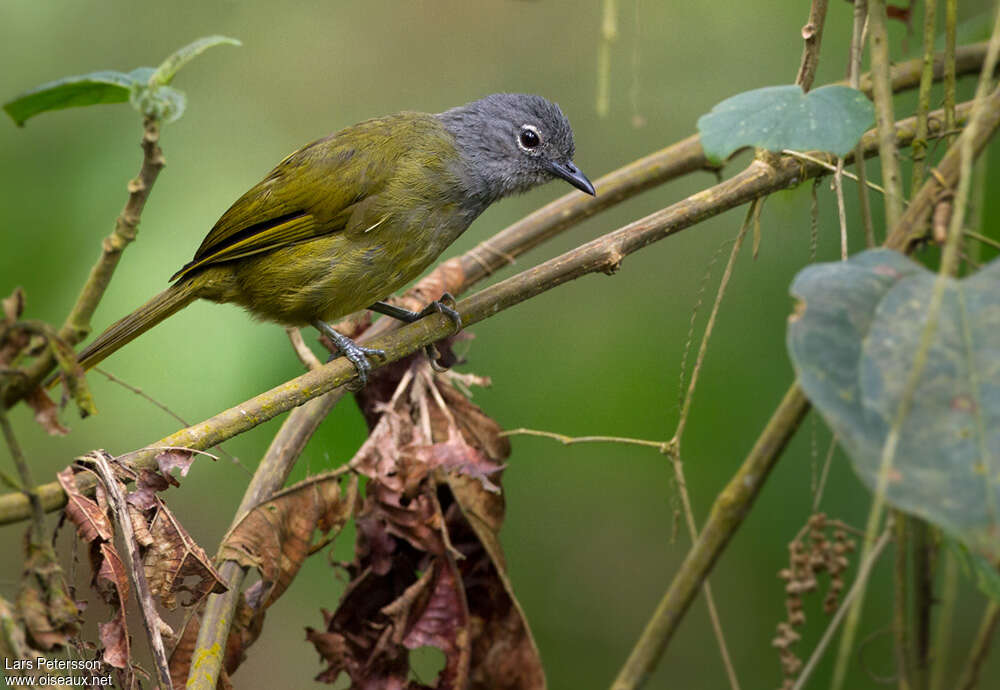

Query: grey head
[436,93,595,211]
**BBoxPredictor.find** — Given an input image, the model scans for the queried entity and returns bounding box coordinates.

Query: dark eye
[519,126,541,149]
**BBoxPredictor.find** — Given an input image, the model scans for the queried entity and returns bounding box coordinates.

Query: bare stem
[611,385,811,689]
[956,601,1000,690]
[912,0,939,189]
[868,0,905,229]
[90,453,172,690]
[796,0,830,91]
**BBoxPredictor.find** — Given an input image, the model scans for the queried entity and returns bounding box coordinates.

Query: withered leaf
[155,449,196,479]
[49,335,97,418]
[394,560,470,687]
[98,611,129,669]
[95,542,130,607]
[57,466,112,544]
[127,469,172,512]
[144,503,227,610]
[220,472,356,609]
[18,544,80,651]
[444,502,544,690]
[26,387,69,436]
[2,287,25,323]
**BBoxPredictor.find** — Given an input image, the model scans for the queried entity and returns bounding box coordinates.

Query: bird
[71,93,595,386]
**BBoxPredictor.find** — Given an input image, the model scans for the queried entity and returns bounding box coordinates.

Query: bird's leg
[311,320,386,387]
[368,293,462,370]
[368,293,462,329]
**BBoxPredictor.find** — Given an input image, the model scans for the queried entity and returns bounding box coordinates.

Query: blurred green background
[2,1,999,688]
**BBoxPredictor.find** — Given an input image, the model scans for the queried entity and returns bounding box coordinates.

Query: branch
[2,117,165,408]
[0,99,979,527]
[90,453,172,690]
[610,385,811,689]
[796,0,829,91]
[869,0,906,229]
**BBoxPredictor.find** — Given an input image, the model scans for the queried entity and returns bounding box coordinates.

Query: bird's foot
[417,292,462,332]
[312,320,385,388]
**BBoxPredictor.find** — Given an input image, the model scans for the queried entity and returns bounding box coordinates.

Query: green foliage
[2,35,239,126]
[697,85,874,163]
[945,533,1000,602]
[787,249,1000,561]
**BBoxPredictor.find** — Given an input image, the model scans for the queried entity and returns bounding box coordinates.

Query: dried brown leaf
[18,545,80,651]
[220,472,356,609]
[2,287,25,323]
[395,560,470,687]
[98,611,130,669]
[156,449,196,479]
[444,502,544,690]
[57,467,112,544]
[26,388,69,436]
[127,469,171,511]
[144,503,227,610]
[95,542,130,607]
[49,335,97,417]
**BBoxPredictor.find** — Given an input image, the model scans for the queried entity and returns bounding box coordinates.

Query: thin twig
[611,385,811,689]
[869,0,906,230]
[796,0,830,91]
[944,0,958,145]
[912,0,939,189]
[956,601,1000,690]
[677,236,732,409]
[674,204,751,442]
[781,149,888,195]
[2,118,165,407]
[930,550,959,690]
[811,434,838,512]
[285,327,322,370]
[0,407,44,542]
[500,428,668,452]
[790,527,893,690]
[964,229,1000,252]
[893,514,912,690]
[89,453,172,690]
[596,0,618,117]
[851,0,877,246]
[93,367,248,473]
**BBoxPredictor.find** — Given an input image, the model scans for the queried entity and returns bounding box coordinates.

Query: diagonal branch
[2,117,165,409]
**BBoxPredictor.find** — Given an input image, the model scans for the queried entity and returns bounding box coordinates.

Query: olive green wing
[169,123,396,283]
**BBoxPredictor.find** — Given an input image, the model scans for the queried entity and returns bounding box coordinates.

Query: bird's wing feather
[169,117,412,283]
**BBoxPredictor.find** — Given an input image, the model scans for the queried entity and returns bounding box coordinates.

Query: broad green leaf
[697,84,874,163]
[3,71,142,126]
[788,249,1000,560]
[149,35,241,86]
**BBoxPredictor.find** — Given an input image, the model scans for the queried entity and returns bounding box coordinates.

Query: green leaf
[697,84,874,163]
[149,35,241,86]
[787,249,1000,560]
[3,70,143,126]
[945,534,1000,602]
[129,84,187,124]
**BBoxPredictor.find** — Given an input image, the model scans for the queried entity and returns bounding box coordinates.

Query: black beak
[549,160,596,196]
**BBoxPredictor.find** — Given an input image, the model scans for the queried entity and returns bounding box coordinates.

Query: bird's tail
[74,281,200,373]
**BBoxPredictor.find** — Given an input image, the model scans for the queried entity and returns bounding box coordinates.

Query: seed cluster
[773,513,857,689]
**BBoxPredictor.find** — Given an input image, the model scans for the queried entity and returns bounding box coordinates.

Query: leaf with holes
[788,249,1000,560]
[697,84,874,163]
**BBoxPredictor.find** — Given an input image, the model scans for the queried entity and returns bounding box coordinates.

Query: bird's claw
[419,292,462,333]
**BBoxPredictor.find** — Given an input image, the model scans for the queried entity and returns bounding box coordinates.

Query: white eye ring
[517,124,542,151]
